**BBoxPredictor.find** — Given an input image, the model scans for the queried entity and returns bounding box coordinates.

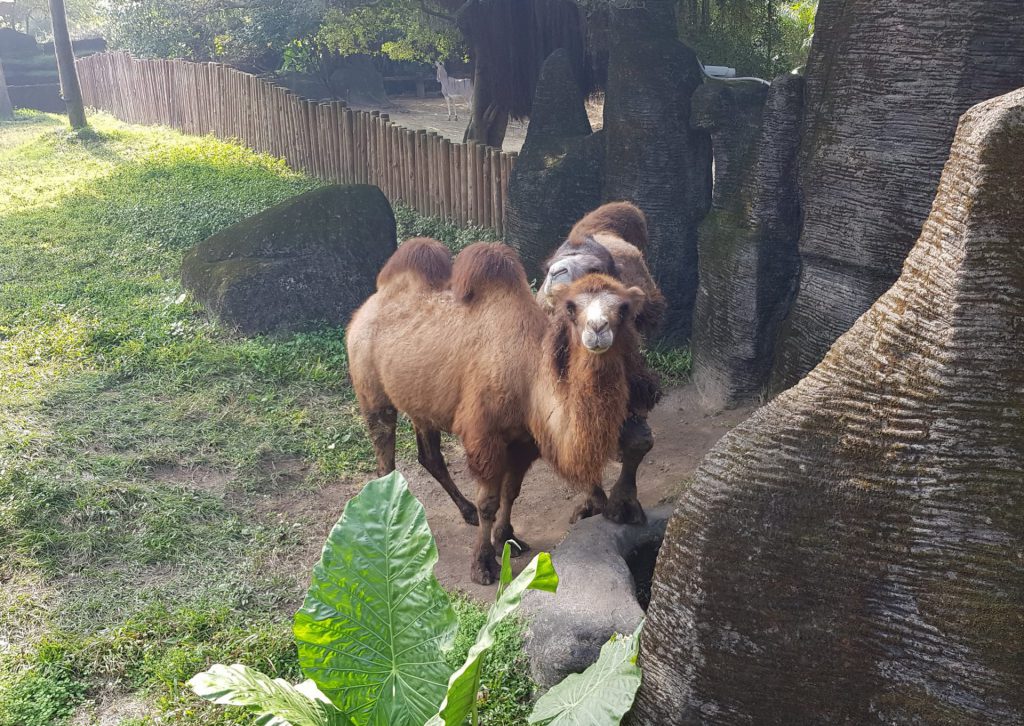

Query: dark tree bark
[770,0,1024,392]
[463,56,510,148]
[0,59,13,122]
[505,49,602,278]
[48,0,87,129]
[631,88,1024,725]
[455,0,588,147]
[602,0,712,343]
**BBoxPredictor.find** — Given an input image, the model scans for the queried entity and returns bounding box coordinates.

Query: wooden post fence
[76,52,516,235]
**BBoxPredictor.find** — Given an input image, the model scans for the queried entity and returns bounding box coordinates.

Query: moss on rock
[181,185,396,335]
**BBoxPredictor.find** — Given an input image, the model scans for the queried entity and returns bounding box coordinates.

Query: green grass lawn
[0,111,537,726]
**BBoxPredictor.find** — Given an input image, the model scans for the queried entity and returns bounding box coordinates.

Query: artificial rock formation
[630,88,1024,724]
[181,185,396,335]
[690,75,804,410]
[602,0,711,343]
[505,49,604,280]
[522,507,670,688]
[771,0,1024,390]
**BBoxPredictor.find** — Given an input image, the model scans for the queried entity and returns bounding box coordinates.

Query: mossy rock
[181,185,396,335]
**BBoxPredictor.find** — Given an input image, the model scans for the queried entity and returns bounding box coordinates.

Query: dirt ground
[352,94,605,153]
[257,384,754,602]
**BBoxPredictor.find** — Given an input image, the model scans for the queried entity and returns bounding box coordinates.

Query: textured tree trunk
[48,0,87,130]
[0,59,13,122]
[464,60,509,148]
[631,88,1024,724]
[770,0,1024,391]
[602,0,711,343]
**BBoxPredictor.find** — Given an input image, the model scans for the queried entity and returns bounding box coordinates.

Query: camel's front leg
[445,95,454,121]
[492,440,538,557]
[604,415,651,525]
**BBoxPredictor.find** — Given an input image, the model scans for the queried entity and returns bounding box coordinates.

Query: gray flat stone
[522,506,671,688]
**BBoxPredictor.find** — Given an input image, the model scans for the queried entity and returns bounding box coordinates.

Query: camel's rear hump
[569,201,649,253]
[451,242,531,304]
[376,237,452,290]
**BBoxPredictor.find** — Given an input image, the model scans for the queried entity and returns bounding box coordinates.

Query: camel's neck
[531,321,631,488]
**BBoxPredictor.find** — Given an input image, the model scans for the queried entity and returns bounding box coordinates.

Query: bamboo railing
[76,52,515,234]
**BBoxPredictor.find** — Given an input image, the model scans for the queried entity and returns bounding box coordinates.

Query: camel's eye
[586,267,601,274]
[565,300,577,317]
[619,302,631,318]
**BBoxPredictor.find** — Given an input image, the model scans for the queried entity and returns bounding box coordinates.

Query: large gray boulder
[690,75,804,411]
[522,508,670,688]
[505,49,604,280]
[602,0,712,343]
[182,185,395,335]
[770,0,1024,390]
[630,88,1024,724]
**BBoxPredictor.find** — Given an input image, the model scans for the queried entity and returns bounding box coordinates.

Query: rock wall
[770,0,1024,390]
[602,0,711,343]
[505,49,604,280]
[630,88,1024,724]
[690,75,804,410]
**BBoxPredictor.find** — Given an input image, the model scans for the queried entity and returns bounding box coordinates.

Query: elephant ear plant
[190,472,643,725]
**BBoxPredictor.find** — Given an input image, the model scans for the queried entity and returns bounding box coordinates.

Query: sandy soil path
[257,384,755,602]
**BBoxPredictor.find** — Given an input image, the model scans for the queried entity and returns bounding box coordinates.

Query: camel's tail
[376,237,452,291]
[568,201,649,254]
[451,242,530,304]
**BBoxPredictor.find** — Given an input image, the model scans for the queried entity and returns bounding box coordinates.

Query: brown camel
[537,202,666,525]
[347,239,646,584]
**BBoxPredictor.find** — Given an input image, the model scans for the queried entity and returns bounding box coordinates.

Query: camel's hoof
[460,506,480,526]
[570,499,604,524]
[471,555,501,586]
[604,496,647,526]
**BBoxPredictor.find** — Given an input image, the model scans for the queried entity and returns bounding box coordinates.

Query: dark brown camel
[537,202,666,525]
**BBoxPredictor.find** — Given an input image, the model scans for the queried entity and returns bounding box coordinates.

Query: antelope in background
[435,62,473,121]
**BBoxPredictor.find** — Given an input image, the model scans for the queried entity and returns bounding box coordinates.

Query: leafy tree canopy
[316,0,465,65]
[101,0,324,67]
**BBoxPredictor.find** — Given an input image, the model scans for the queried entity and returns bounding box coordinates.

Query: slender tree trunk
[47,0,87,129]
[0,59,13,122]
[463,58,508,148]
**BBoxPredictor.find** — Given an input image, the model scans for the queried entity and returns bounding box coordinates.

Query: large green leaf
[428,544,559,726]
[188,663,354,726]
[527,622,644,726]
[293,471,458,726]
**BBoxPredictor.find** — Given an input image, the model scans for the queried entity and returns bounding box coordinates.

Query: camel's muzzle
[582,327,613,353]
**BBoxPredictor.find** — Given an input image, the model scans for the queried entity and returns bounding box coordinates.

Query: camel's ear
[626,286,646,312]
[548,281,570,300]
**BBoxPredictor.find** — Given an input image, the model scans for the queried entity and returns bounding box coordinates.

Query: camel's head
[556,274,645,354]
[539,235,618,313]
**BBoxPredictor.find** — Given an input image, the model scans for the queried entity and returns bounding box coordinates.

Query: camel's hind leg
[415,426,478,525]
[363,404,397,476]
[492,439,538,558]
[464,435,507,585]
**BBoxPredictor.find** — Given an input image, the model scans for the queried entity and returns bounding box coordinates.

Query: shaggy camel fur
[537,202,666,525]
[347,239,645,584]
